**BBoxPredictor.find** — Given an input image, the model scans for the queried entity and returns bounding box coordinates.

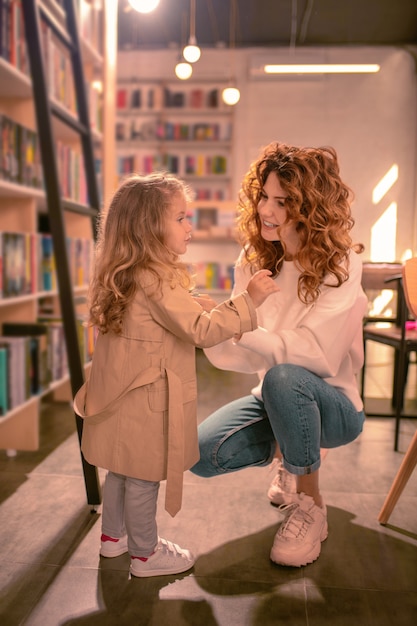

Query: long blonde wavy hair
[89,172,193,334]
[238,142,364,304]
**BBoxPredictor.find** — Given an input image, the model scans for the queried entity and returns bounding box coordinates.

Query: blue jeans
[191,364,365,477]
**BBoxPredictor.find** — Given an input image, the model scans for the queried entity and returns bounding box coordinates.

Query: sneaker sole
[130,561,195,578]
[100,546,129,558]
[270,523,329,567]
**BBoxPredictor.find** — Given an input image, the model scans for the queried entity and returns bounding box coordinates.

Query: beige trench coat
[74,270,257,516]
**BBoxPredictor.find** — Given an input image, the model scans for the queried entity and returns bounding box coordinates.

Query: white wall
[117,45,417,261]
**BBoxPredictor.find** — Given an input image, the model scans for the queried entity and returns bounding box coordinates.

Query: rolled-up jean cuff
[282,457,321,476]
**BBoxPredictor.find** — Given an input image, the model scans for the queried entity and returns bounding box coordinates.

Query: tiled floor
[0,347,416,625]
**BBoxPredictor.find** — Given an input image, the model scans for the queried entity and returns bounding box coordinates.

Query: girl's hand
[246,270,279,308]
[192,293,217,312]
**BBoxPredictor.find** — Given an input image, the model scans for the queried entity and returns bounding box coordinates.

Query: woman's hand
[246,269,279,308]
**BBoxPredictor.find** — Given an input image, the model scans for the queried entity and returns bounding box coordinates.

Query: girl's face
[257,172,300,260]
[164,193,193,255]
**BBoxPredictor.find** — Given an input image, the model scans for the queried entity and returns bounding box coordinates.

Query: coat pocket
[148,378,197,412]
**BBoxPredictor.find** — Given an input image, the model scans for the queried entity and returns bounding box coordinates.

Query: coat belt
[73,366,184,517]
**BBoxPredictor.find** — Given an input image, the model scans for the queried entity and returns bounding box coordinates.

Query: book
[195,207,218,231]
[39,233,56,291]
[0,345,9,416]
[2,322,51,392]
[0,336,27,409]
[0,0,11,63]
[2,231,26,297]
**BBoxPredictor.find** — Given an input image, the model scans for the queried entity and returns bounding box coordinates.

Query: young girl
[191,142,368,567]
[73,172,278,578]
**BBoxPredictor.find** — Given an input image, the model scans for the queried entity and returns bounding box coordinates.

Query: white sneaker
[100,534,128,558]
[270,493,328,567]
[267,461,297,505]
[130,537,195,578]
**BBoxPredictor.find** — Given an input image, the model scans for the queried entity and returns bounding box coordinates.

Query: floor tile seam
[27,472,85,479]
[0,557,111,574]
[190,573,305,588]
[320,489,417,498]
[304,582,417,594]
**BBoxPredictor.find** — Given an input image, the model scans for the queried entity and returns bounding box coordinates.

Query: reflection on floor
[0,347,416,625]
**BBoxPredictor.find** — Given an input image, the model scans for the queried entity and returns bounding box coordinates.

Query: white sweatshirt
[204,249,368,411]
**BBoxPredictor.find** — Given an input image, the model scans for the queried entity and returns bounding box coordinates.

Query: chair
[361,262,403,324]
[361,261,417,450]
[378,257,417,524]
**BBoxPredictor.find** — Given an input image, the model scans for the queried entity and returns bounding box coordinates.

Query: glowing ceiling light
[128,0,160,14]
[183,37,201,63]
[264,63,380,74]
[222,86,240,106]
[183,0,201,63]
[175,61,193,80]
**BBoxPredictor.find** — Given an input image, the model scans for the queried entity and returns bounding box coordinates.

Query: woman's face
[164,193,193,255]
[257,172,300,259]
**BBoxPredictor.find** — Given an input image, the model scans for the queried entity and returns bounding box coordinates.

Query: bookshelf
[183,200,241,301]
[116,80,240,302]
[115,80,234,201]
[0,0,115,455]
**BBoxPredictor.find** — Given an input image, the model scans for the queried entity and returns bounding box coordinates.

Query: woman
[191,142,368,568]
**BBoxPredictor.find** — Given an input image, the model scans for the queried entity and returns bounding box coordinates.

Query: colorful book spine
[0,344,9,416]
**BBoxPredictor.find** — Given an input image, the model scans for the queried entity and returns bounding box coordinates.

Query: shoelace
[277,502,315,540]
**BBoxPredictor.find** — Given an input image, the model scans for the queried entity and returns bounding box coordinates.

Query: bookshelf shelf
[0,179,45,201]
[117,139,231,149]
[189,235,237,243]
[0,58,31,97]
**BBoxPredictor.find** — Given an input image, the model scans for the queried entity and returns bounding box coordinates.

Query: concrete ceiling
[117,0,417,51]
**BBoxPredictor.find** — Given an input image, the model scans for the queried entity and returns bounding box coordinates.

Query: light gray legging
[101,470,159,557]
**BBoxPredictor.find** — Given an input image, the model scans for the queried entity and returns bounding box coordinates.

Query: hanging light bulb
[222,0,240,106]
[128,0,160,14]
[175,60,193,80]
[183,37,201,63]
[182,0,201,63]
[222,86,240,106]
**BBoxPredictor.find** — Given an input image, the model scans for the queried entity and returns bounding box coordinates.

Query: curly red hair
[237,142,364,303]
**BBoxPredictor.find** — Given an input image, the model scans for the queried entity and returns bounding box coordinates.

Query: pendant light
[222,0,240,106]
[222,86,240,106]
[175,60,193,80]
[128,0,160,13]
[183,0,201,63]
[175,6,193,80]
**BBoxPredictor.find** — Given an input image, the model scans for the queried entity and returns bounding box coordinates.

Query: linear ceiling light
[264,63,380,74]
